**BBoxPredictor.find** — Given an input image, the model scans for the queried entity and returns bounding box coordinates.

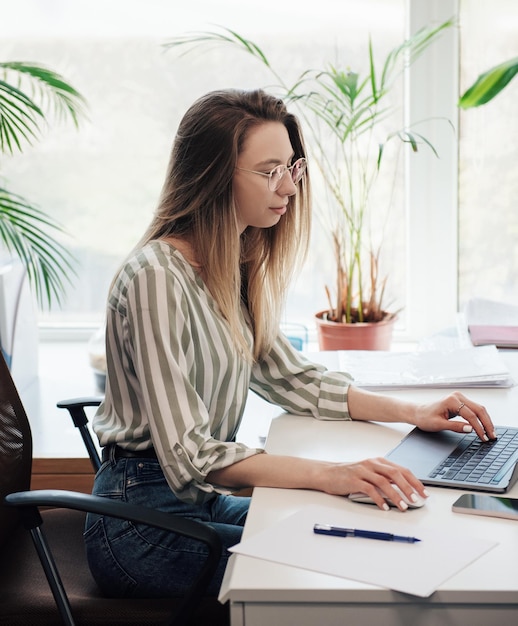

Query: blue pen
[314,524,421,543]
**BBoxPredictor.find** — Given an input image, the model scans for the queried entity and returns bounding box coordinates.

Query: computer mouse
[348,484,427,509]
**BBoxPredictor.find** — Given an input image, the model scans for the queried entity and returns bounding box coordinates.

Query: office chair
[0,352,229,626]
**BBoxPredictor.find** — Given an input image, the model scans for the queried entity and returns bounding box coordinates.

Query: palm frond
[164,27,291,87]
[0,62,87,154]
[380,18,457,91]
[0,61,86,307]
[0,78,43,151]
[0,187,76,308]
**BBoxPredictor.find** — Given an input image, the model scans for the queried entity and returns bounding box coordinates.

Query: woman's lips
[269,205,287,216]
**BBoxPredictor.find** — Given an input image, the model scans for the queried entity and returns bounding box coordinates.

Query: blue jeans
[84,456,250,598]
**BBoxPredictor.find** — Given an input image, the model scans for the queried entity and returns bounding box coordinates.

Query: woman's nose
[277,172,297,196]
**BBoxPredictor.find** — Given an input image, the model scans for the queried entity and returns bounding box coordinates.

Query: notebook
[464,297,518,348]
[385,426,518,493]
[468,325,518,349]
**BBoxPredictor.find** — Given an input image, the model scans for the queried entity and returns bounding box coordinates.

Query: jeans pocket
[84,516,138,597]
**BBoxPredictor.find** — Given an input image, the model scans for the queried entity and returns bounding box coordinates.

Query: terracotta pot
[315,310,397,351]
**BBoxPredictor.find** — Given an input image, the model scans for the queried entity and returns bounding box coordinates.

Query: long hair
[138,88,311,361]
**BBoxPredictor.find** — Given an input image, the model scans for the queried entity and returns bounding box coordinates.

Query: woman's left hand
[414,393,496,441]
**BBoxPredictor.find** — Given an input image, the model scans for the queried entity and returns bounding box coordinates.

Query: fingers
[447,393,496,441]
[417,393,497,441]
[334,458,429,512]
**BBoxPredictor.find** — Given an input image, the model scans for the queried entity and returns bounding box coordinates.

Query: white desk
[220,351,518,626]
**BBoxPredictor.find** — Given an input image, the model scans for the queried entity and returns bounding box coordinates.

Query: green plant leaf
[458,56,518,108]
[164,27,289,86]
[380,18,456,92]
[0,78,43,151]
[0,61,86,307]
[0,187,76,308]
[0,62,87,154]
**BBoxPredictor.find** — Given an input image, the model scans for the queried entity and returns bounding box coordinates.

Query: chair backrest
[0,351,33,550]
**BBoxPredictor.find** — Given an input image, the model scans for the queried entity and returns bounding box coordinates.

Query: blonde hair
[138,89,311,361]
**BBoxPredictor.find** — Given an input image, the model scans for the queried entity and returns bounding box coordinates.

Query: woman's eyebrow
[255,153,295,168]
[254,159,281,168]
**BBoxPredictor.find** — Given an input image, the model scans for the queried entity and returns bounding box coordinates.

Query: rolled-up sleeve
[250,333,353,420]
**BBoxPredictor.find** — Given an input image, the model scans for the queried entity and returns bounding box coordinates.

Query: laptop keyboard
[429,427,518,485]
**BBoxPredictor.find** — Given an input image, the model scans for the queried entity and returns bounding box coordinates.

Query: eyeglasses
[236,157,307,192]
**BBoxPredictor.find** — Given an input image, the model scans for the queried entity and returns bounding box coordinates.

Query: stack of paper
[334,345,514,389]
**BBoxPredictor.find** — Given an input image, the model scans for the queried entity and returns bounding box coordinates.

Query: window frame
[403,0,459,341]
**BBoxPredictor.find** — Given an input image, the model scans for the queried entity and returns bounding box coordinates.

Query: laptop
[385,425,518,493]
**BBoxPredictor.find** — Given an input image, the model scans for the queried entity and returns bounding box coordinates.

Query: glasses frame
[236,157,307,191]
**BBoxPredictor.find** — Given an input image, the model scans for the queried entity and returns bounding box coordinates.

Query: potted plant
[0,61,86,308]
[165,20,453,350]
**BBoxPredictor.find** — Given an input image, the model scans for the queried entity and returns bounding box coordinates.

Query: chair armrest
[57,398,103,427]
[57,398,103,472]
[6,489,219,547]
[6,489,222,624]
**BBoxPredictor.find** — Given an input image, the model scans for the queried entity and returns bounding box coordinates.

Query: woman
[85,88,495,598]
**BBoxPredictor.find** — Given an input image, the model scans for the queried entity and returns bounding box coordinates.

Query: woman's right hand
[208,453,427,512]
[318,457,429,511]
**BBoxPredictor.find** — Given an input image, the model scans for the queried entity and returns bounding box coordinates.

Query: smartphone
[452,494,518,521]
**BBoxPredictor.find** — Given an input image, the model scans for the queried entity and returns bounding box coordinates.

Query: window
[2,0,478,342]
[458,0,518,307]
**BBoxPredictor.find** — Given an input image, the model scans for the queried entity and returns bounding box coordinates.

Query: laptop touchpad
[386,428,462,476]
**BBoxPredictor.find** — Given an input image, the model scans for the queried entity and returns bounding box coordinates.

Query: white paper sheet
[335,345,513,389]
[229,504,497,597]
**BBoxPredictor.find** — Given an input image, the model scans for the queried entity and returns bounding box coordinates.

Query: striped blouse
[93,241,353,504]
